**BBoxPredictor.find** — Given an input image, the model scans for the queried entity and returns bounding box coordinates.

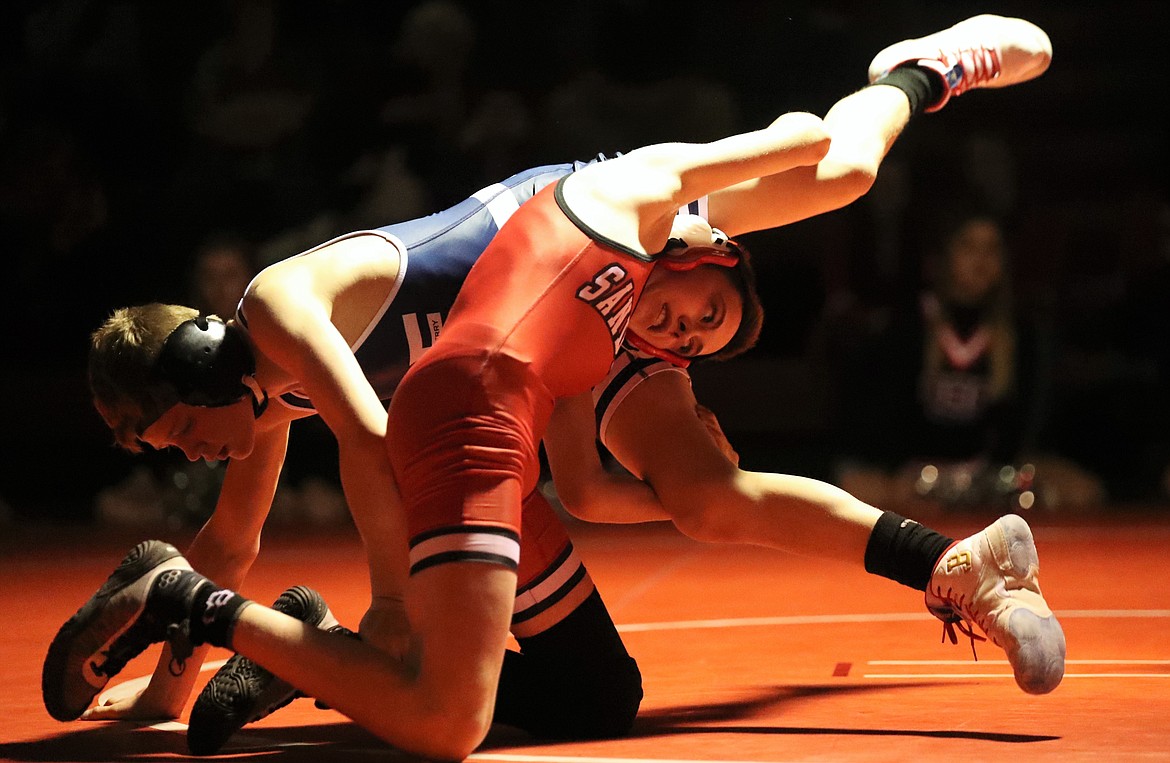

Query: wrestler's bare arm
[242,241,410,599]
[544,394,670,524]
[188,421,297,581]
[602,372,880,562]
[544,390,742,523]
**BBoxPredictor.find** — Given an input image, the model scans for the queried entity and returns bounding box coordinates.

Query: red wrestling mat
[2,511,1168,762]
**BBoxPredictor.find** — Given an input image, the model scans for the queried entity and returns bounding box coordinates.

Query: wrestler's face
[631,265,743,358]
[138,400,257,461]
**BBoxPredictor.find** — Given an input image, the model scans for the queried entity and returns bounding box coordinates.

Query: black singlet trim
[410,550,519,575]
[554,175,657,263]
[593,354,661,430]
[409,524,521,547]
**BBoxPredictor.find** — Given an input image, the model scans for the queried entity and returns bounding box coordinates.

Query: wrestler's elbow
[818,161,879,210]
[557,486,646,524]
[554,483,595,521]
[667,481,751,545]
[768,111,831,164]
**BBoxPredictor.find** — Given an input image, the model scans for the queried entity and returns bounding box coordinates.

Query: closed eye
[701,300,724,327]
[650,304,668,331]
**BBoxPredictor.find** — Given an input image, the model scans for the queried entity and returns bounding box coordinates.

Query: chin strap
[242,374,269,418]
[658,242,741,272]
[623,331,691,368]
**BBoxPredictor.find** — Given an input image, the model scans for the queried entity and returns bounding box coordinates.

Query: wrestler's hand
[695,403,740,466]
[359,595,412,660]
[80,685,179,722]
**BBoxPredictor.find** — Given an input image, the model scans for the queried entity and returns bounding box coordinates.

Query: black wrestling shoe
[42,540,208,721]
[187,585,343,756]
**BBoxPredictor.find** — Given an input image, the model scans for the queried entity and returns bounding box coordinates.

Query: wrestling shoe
[868,14,1053,112]
[187,585,345,756]
[42,540,208,721]
[926,514,1066,694]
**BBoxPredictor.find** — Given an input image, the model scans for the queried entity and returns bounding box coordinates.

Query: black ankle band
[868,65,945,116]
[864,511,954,591]
[188,585,252,648]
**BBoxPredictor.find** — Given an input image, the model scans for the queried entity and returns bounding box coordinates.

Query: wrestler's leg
[496,490,642,738]
[706,83,914,236]
[373,349,552,754]
[559,115,830,259]
[498,589,642,739]
[230,563,514,758]
[42,538,515,760]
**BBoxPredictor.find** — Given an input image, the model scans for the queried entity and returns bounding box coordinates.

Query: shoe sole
[42,540,190,721]
[187,585,335,755]
[991,515,1066,695]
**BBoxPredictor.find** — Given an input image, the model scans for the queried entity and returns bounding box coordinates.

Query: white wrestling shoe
[926,514,1066,694]
[868,14,1053,112]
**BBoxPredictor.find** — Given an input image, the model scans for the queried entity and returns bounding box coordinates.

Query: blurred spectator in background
[187,234,257,318]
[375,0,537,205]
[833,205,1105,513]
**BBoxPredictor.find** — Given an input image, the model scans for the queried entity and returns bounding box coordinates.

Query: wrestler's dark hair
[704,242,764,362]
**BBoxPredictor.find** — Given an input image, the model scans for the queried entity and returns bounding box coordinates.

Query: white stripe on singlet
[409,528,521,573]
[473,183,522,229]
[513,545,585,619]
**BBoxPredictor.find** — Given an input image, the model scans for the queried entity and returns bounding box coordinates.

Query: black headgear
[155,316,255,407]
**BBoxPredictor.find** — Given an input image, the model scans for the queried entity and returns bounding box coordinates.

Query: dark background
[2,0,1167,524]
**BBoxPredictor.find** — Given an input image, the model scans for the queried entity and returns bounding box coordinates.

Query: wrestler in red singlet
[386,177,660,575]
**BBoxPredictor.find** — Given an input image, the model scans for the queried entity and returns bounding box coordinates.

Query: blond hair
[89,303,199,451]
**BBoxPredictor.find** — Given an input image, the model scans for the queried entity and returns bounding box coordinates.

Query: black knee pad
[495,589,643,739]
[569,652,643,738]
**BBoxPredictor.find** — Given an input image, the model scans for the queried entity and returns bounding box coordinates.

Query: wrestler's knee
[410,692,495,760]
[496,648,643,740]
[550,653,644,739]
[576,653,643,737]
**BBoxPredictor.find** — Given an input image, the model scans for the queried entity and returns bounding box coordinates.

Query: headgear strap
[656,235,742,273]
[623,330,693,368]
